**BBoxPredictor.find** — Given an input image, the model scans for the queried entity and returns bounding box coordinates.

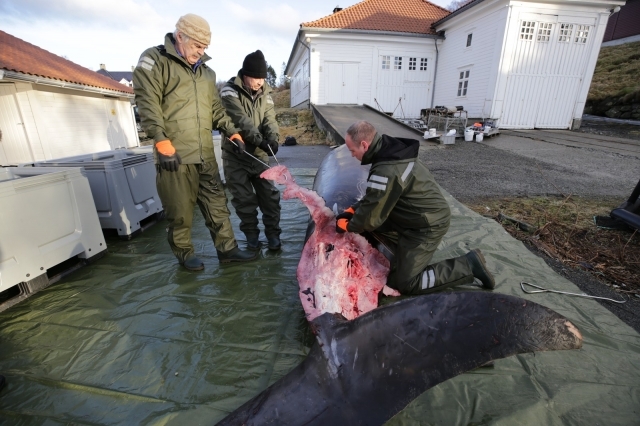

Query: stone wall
[584,91,640,120]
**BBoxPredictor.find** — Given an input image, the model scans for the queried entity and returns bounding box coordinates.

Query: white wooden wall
[433,2,509,120]
[289,46,310,108]
[0,82,137,165]
[293,32,437,118]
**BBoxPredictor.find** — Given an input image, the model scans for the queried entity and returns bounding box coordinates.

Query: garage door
[501,14,595,129]
[376,54,432,119]
[0,84,33,165]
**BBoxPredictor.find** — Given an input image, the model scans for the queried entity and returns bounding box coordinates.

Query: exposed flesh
[261,165,400,321]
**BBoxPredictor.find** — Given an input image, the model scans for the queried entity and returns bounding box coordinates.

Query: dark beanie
[242,50,267,79]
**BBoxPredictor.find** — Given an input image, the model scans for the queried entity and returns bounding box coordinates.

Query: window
[457,70,470,97]
[466,33,473,47]
[394,56,402,70]
[575,25,589,43]
[520,21,535,40]
[420,58,428,71]
[409,57,416,70]
[381,55,390,70]
[559,23,573,42]
[537,23,552,42]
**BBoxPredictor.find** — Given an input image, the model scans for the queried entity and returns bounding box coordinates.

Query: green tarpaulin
[0,168,638,425]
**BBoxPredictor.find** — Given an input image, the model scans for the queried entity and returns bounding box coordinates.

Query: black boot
[217,247,258,263]
[465,249,495,289]
[181,256,204,271]
[267,235,281,251]
[246,234,261,251]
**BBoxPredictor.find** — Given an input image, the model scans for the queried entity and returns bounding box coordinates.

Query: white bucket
[429,128,437,137]
[464,129,474,142]
[476,133,484,142]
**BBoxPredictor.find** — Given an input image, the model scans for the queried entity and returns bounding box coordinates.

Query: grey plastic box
[0,167,107,301]
[32,150,163,238]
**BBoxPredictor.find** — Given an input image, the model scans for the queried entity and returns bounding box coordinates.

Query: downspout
[431,37,439,108]
[296,34,312,110]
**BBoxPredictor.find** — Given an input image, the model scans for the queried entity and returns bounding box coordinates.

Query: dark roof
[302,0,450,35]
[0,30,133,94]
[96,69,133,82]
[432,0,484,28]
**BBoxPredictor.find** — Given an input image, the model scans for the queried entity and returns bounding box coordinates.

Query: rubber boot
[246,234,261,251]
[217,247,258,263]
[182,256,204,271]
[465,249,495,289]
[267,236,281,251]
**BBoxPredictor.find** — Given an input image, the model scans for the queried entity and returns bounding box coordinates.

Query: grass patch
[587,41,640,102]
[277,109,329,146]
[467,196,640,295]
[271,88,291,109]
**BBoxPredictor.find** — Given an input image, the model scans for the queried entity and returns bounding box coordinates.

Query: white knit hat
[175,13,211,45]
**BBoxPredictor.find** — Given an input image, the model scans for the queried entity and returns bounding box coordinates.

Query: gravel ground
[418,125,640,333]
[577,115,640,141]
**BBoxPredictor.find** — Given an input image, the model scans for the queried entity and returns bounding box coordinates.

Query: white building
[285,0,625,129]
[0,30,139,166]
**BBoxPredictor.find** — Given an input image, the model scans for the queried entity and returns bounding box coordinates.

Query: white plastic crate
[0,167,107,298]
[32,150,163,238]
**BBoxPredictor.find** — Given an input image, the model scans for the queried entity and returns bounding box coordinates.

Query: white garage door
[0,84,33,165]
[326,62,359,104]
[376,54,432,119]
[501,14,595,129]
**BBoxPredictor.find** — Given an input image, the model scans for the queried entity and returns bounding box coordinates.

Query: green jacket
[348,134,451,234]
[219,73,279,162]
[133,33,240,164]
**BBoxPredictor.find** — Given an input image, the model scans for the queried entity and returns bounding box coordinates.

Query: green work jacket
[219,73,279,162]
[348,134,451,234]
[133,33,240,164]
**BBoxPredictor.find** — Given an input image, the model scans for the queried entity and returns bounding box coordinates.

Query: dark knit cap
[242,50,268,79]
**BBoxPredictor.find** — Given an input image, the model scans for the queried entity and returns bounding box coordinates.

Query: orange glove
[229,133,246,154]
[336,218,349,233]
[155,140,175,155]
[155,140,181,172]
[229,133,244,143]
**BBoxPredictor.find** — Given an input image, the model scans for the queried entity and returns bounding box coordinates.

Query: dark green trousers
[156,162,237,263]
[222,155,281,239]
[380,221,474,295]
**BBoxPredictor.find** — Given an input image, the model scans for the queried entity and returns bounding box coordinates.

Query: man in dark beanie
[220,50,282,251]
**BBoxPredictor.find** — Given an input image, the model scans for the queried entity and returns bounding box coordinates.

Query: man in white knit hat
[133,14,257,271]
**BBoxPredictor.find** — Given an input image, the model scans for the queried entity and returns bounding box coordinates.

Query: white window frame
[466,33,473,47]
[420,58,428,71]
[537,22,553,42]
[409,57,416,71]
[381,55,390,70]
[457,69,470,97]
[520,21,535,40]
[559,23,573,42]
[574,25,589,44]
[394,56,402,70]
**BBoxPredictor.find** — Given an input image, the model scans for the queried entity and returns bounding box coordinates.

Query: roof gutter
[0,69,134,98]
[299,26,444,39]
